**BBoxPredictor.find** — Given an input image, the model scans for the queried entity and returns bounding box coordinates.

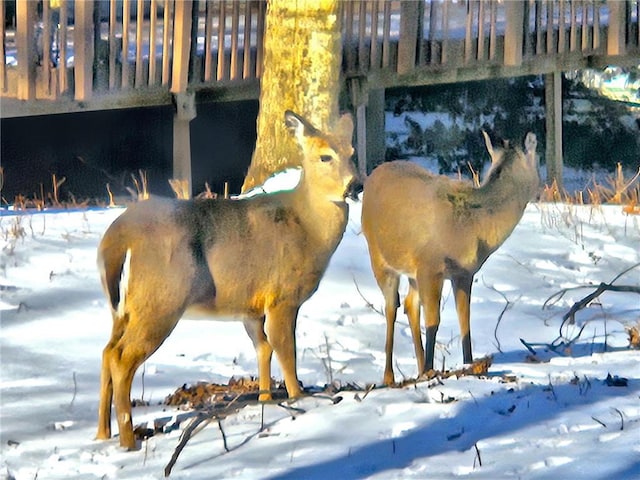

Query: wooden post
[350,78,368,181]
[74,0,94,101]
[366,88,386,175]
[544,72,563,190]
[173,92,196,198]
[171,1,195,197]
[397,0,421,74]
[504,0,524,66]
[606,0,626,56]
[16,0,37,100]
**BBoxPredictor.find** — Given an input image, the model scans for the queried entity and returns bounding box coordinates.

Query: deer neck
[471,174,532,252]
[287,182,349,251]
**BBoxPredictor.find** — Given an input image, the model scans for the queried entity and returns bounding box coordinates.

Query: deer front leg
[243,317,274,401]
[452,273,473,365]
[265,305,303,399]
[404,281,425,377]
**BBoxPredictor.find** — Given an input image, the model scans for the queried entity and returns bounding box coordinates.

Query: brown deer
[96,110,357,449]
[361,132,538,385]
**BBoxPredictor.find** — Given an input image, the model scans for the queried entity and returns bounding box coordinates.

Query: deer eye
[320,155,333,163]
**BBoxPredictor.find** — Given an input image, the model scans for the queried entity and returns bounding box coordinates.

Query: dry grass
[540,164,640,214]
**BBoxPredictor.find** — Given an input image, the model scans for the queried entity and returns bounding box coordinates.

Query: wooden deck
[1,0,638,117]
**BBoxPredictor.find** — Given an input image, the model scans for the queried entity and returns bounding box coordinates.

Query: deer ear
[336,113,354,143]
[284,110,304,135]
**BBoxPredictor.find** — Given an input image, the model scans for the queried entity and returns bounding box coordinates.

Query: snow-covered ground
[1,194,639,479]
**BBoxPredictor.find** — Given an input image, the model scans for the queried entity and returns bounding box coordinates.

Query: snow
[1,191,639,479]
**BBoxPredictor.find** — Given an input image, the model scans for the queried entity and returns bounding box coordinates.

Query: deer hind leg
[452,273,473,364]
[107,312,181,450]
[404,280,425,377]
[243,317,274,401]
[417,270,444,372]
[265,305,303,399]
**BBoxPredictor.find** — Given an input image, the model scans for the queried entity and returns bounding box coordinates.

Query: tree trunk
[242,0,343,192]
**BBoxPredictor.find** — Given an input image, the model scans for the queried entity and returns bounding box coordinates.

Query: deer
[96,110,357,449]
[361,131,539,385]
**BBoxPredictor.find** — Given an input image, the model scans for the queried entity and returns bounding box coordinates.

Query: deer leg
[371,267,400,385]
[404,280,425,377]
[97,314,128,440]
[110,314,180,450]
[452,273,474,364]
[243,317,273,401]
[418,271,444,372]
[265,305,303,399]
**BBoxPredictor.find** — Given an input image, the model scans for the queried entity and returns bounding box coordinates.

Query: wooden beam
[16,0,37,100]
[504,0,524,66]
[544,72,563,190]
[74,0,95,101]
[172,91,197,198]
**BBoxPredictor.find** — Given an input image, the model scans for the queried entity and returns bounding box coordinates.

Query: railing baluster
[489,0,497,61]
[465,0,473,63]
[358,0,367,70]
[381,0,391,68]
[546,0,555,54]
[230,0,239,80]
[149,0,158,85]
[569,0,577,52]
[0,0,6,93]
[255,0,265,77]
[204,0,214,81]
[558,0,565,52]
[122,0,130,87]
[242,1,251,79]
[370,0,380,69]
[477,0,485,61]
[135,0,144,87]
[217,0,226,81]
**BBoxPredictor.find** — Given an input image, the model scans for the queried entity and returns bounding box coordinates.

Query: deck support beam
[350,78,385,179]
[173,92,196,198]
[544,71,563,190]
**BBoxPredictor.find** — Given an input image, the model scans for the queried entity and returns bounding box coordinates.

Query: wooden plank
[58,0,68,93]
[546,0,554,54]
[0,0,5,92]
[569,0,577,51]
[464,0,473,63]
[135,0,144,86]
[255,0,265,77]
[42,0,52,96]
[230,0,239,80]
[606,0,626,55]
[398,0,420,74]
[593,0,600,50]
[74,0,94,101]
[358,0,367,69]
[122,0,130,87]
[162,0,171,85]
[370,0,380,69]
[535,0,543,54]
[581,0,588,52]
[477,0,485,61]
[171,0,192,93]
[204,0,214,81]
[558,0,565,52]
[109,0,117,88]
[242,1,252,79]
[504,0,524,66]
[217,0,226,81]
[489,0,497,60]
[149,0,158,85]
[441,0,450,63]
[382,0,391,68]
[16,0,37,100]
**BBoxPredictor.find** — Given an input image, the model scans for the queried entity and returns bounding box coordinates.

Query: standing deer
[361,132,538,385]
[96,110,357,449]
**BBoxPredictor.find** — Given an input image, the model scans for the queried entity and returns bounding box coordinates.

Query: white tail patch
[116,248,132,317]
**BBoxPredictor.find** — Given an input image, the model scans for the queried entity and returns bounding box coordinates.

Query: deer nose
[345,176,364,201]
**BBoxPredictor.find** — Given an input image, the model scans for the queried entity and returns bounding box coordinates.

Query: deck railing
[1,0,638,115]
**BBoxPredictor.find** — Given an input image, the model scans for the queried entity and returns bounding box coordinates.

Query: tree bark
[242,0,343,192]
